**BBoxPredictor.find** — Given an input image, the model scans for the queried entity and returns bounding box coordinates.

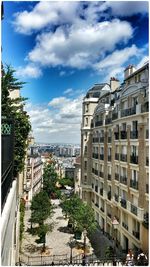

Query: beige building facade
[81,63,149,253]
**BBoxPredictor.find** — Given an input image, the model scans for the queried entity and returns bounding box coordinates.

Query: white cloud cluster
[28,19,133,69]
[13,1,148,79]
[26,94,83,143]
[16,64,42,78]
[100,1,148,17]
[14,1,80,34]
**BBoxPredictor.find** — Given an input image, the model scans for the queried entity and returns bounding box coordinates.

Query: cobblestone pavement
[21,199,93,258]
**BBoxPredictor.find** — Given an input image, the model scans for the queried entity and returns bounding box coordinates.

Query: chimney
[110,77,120,92]
[124,65,136,79]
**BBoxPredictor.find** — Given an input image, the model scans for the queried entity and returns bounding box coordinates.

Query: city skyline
[2,1,148,143]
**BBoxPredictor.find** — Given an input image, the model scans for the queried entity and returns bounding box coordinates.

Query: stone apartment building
[24,146,43,204]
[81,62,149,253]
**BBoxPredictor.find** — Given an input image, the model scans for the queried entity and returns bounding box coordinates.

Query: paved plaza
[21,199,93,258]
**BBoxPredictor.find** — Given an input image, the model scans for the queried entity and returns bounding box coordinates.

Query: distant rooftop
[85,83,108,98]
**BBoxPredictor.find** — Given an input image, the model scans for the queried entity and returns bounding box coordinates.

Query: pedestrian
[125,249,135,266]
[137,251,148,266]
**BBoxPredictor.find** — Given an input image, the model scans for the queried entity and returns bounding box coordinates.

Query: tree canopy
[61,194,97,233]
[2,65,31,176]
[43,163,59,197]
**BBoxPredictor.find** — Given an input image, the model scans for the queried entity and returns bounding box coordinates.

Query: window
[132,121,138,131]
[84,161,87,170]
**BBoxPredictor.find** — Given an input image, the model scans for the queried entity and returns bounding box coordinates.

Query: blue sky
[2,1,149,143]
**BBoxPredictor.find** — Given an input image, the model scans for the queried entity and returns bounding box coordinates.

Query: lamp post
[82,229,87,266]
[112,217,119,266]
[70,236,74,264]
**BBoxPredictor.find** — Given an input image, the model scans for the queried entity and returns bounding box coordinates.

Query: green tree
[43,163,59,197]
[59,177,74,188]
[2,65,31,176]
[61,194,96,234]
[30,191,54,250]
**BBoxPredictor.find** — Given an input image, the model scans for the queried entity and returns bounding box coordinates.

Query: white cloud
[100,1,148,17]
[63,88,73,95]
[16,64,42,78]
[25,95,83,143]
[28,19,133,69]
[95,45,139,70]
[136,56,149,69]
[94,45,144,81]
[14,1,80,34]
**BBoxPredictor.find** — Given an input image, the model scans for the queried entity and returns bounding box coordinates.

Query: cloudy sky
[2,1,148,144]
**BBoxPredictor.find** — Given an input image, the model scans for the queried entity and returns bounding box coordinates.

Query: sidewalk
[21,199,93,258]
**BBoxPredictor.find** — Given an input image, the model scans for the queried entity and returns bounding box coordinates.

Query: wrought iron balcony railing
[108,174,111,180]
[108,155,111,162]
[130,154,138,164]
[120,154,127,162]
[131,204,138,215]
[130,131,138,139]
[120,131,127,139]
[130,180,138,190]
[100,154,104,160]
[114,132,119,140]
[105,118,112,125]
[115,153,119,160]
[122,222,128,230]
[120,176,127,185]
[120,198,127,209]
[108,137,112,143]
[100,137,104,143]
[121,106,136,117]
[132,230,140,240]
[95,120,103,127]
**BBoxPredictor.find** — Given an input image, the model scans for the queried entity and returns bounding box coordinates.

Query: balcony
[95,185,98,193]
[115,173,119,181]
[120,198,127,209]
[107,191,111,200]
[122,222,128,231]
[108,155,111,162]
[131,204,138,215]
[95,120,103,127]
[95,202,99,208]
[141,101,149,113]
[146,184,149,194]
[108,137,112,143]
[100,171,104,178]
[121,106,136,117]
[130,180,138,190]
[143,212,149,229]
[115,153,119,160]
[100,188,103,196]
[100,154,104,160]
[108,174,111,180]
[130,154,138,164]
[146,129,149,139]
[120,176,127,185]
[100,137,104,143]
[112,112,118,120]
[120,131,127,139]
[100,207,104,212]
[92,153,99,159]
[114,194,119,202]
[105,118,112,125]
[114,132,119,140]
[132,230,140,240]
[120,154,127,162]
[146,157,149,166]
[92,168,99,176]
[130,131,138,139]
[107,212,112,219]
[93,137,99,143]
